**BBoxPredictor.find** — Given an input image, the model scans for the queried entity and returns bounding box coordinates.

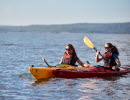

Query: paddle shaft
[39,55,51,67]
[43,59,51,68]
[94,47,104,58]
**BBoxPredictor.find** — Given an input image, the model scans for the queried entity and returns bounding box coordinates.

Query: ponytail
[112,45,119,55]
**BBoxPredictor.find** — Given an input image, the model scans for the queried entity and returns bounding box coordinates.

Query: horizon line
[0,21,130,26]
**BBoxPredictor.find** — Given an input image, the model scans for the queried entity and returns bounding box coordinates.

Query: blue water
[0,32,130,100]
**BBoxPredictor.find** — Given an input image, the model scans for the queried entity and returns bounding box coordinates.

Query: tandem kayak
[29,64,77,80]
[52,65,130,78]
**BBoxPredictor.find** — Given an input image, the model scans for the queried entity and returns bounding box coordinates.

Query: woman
[60,44,88,67]
[95,43,121,71]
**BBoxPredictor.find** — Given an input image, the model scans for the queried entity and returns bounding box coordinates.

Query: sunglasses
[66,48,71,51]
[104,47,110,49]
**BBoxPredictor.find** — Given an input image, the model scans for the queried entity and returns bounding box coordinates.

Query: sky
[0,0,130,25]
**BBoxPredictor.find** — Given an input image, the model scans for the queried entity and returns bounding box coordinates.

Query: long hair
[66,44,77,55]
[106,43,119,55]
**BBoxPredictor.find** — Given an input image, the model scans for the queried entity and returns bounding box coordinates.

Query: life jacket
[103,52,117,67]
[61,52,77,66]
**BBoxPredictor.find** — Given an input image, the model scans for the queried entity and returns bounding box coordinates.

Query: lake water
[0,32,130,100]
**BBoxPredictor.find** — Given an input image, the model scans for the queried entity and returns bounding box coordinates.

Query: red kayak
[52,65,130,78]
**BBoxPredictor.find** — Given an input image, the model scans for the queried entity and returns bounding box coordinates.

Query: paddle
[39,54,51,67]
[83,36,123,75]
[84,36,104,58]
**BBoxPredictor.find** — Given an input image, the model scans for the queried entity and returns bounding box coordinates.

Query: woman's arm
[77,59,84,67]
[114,54,121,67]
[115,58,121,67]
[95,51,103,62]
[112,58,121,70]
[59,57,63,64]
[77,59,89,67]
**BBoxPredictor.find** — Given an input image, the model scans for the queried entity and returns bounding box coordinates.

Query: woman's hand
[95,51,103,62]
[83,63,89,68]
[112,66,116,70]
[96,51,100,56]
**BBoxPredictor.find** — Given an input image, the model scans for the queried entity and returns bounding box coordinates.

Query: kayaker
[60,44,89,67]
[95,43,121,71]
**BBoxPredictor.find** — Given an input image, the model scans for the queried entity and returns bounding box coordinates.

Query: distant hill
[0,22,130,34]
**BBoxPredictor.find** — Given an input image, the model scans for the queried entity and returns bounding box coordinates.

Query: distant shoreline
[0,22,130,26]
[0,22,130,34]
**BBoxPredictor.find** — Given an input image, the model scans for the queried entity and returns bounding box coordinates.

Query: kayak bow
[29,64,77,80]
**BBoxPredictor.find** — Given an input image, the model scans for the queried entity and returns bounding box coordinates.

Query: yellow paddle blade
[84,36,95,48]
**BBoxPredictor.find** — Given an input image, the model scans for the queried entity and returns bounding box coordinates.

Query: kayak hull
[29,64,77,80]
[52,65,130,78]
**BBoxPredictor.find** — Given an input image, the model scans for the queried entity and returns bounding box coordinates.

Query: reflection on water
[78,76,130,100]
[31,78,51,86]
[0,32,130,100]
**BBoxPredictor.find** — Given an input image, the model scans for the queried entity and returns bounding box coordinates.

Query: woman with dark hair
[60,44,88,67]
[95,43,121,71]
